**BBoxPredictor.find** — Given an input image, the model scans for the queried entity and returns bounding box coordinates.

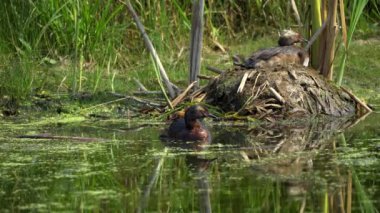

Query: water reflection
[211,116,377,212]
[188,155,214,213]
[142,115,377,212]
[0,114,378,212]
[137,156,164,213]
[148,137,215,213]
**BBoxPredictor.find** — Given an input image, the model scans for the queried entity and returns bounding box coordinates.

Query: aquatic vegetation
[0,113,379,211]
[0,1,379,211]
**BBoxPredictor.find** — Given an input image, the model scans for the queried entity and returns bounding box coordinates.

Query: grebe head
[184,105,216,126]
[278,30,307,46]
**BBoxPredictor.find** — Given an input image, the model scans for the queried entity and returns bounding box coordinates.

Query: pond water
[0,111,379,212]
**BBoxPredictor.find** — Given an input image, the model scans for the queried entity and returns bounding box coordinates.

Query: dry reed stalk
[206,66,224,74]
[133,91,162,95]
[318,0,328,73]
[339,0,347,46]
[269,87,286,104]
[340,87,372,113]
[237,71,250,93]
[121,0,176,99]
[311,0,323,69]
[321,0,338,79]
[189,0,205,89]
[197,75,214,80]
[133,78,148,92]
[290,0,302,26]
[171,81,197,108]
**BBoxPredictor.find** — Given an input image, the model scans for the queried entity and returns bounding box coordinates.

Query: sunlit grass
[335,39,380,103]
[0,0,379,106]
[336,0,369,86]
[0,0,301,99]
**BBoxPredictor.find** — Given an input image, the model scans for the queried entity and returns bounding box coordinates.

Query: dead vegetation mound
[204,64,357,120]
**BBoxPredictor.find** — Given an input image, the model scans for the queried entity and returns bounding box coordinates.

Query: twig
[120,0,176,99]
[109,92,126,98]
[263,103,283,108]
[310,74,322,88]
[133,91,163,95]
[170,82,181,94]
[133,78,148,92]
[108,93,164,107]
[340,87,372,113]
[237,71,250,93]
[304,94,315,114]
[171,81,197,108]
[287,69,298,80]
[236,73,262,114]
[206,66,224,74]
[81,97,128,111]
[193,93,207,102]
[212,40,226,53]
[197,74,214,80]
[345,111,371,130]
[269,87,286,104]
[189,84,209,101]
[125,95,164,107]
[290,0,302,26]
[240,151,251,162]
[272,139,286,153]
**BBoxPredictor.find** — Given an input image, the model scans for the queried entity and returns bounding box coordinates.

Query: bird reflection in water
[137,105,216,213]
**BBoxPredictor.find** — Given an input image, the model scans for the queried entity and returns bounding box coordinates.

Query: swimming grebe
[238,30,309,69]
[166,105,216,142]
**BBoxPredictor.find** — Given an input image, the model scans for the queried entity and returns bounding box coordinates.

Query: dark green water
[0,112,379,212]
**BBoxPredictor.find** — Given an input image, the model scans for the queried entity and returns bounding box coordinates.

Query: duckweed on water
[0,112,379,211]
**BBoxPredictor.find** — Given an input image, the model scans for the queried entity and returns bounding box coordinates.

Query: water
[0,112,379,212]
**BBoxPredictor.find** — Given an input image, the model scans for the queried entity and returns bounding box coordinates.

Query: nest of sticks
[185,64,365,121]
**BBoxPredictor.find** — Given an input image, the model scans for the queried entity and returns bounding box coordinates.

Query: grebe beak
[207,112,218,119]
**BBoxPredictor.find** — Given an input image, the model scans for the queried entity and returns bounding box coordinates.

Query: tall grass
[0,0,377,99]
[336,0,369,86]
[310,0,323,69]
[0,0,125,95]
[0,57,36,99]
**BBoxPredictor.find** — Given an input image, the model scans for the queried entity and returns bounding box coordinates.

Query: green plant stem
[311,0,322,69]
[151,55,173,109]
[336,0,369,86]
[337,51,347,86]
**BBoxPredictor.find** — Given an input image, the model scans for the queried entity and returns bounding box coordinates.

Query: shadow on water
[0,113,379,212]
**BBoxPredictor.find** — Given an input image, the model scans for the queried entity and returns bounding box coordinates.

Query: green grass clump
[335,39,380,103]
[0,57,36,99]
[0,1,379,102]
